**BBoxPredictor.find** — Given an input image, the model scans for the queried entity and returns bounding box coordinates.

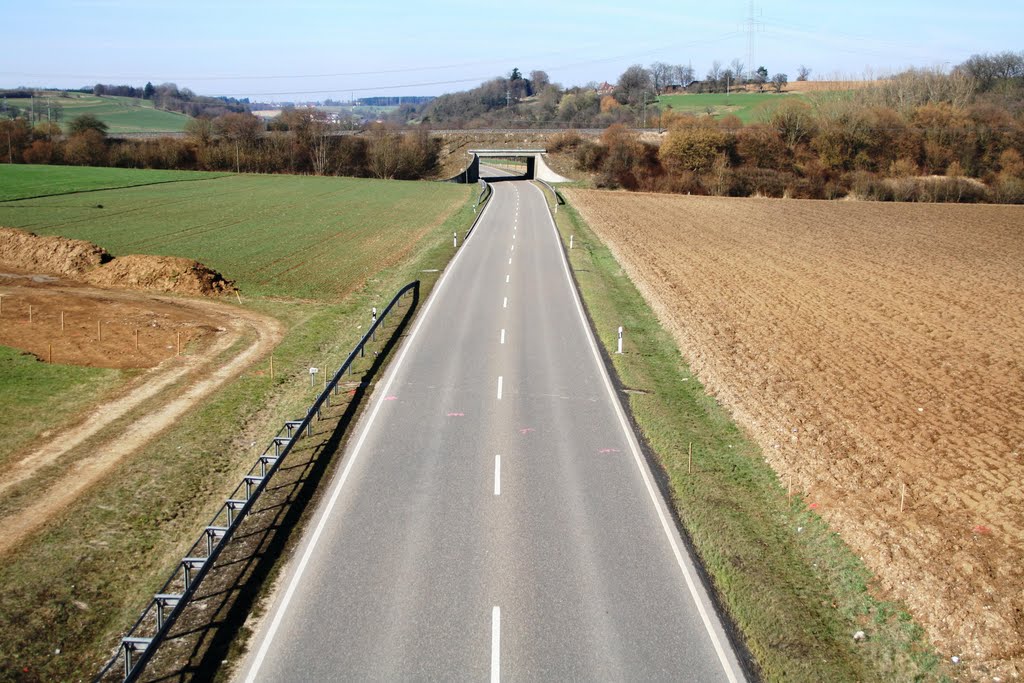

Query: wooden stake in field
[900,481,906,514]
[788,473,793,500]
[48,343,52,364]
[176,331,181,356]
[688,442,692,474]
[135,329,139,352]
[28,305,33,323]
[235,290,242,305]
[0,295,3,316]
[60,310,65,333]
[97,320,102,342]
[270,354,274,380]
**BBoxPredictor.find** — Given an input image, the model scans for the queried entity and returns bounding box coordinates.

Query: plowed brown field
[566,189,1024,673]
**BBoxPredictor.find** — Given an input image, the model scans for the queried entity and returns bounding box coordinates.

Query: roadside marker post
[309,367,319,388]
[453,231,458,248]
[617,326,623,354]
[570,235,574,249]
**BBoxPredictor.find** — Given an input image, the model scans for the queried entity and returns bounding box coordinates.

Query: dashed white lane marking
[494,455,501,496]
[497,376,503,400]
[508,257,512,265]
[500,329,506,345]
[491,606,501,683]
[511,244,514,252]
[506,274,510,283]
[241,175,498,682]
[533,182,741,682]
[503,296,508,308]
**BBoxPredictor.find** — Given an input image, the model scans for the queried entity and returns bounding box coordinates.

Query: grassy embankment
[544,186,942,682]
[0,166,476,680]
[25,91,191,134]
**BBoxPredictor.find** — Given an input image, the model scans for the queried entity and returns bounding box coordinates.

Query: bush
[659,121,729,174]
[992,174,1024,203]
[732,168,792,198]
[22,140,59,165]
[574,140,606,171]
[547,130,582,152]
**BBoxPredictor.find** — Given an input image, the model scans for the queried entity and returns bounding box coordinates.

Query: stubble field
[565,189,1024,672]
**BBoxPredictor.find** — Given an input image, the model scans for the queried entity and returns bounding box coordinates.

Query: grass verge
[546,187,943,682]
[0,185,476,681]
[0,345,127,466]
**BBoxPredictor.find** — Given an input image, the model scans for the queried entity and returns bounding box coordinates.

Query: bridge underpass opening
[455,149,547,183]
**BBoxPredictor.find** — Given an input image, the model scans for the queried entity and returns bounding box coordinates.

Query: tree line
[556,67,1024,203]
[0,109,438,181]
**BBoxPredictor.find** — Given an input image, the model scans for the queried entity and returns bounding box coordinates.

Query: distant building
[597,81,615,96]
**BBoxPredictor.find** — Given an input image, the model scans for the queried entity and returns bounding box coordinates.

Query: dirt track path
[0,289,283,555]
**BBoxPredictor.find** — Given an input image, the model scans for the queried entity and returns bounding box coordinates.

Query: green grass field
[658,92,796,124]
[0,168,470,300]
[0,164,227,201]
[0,165,476,680]
[25,91,190,134]
[0,346,125,466]
[547,188,942,681]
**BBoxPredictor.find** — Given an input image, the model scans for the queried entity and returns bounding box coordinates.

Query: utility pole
[745,1,764,78]
[642,92,648,128]
[506,88,511,109]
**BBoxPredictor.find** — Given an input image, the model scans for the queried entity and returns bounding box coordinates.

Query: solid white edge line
[494,455,501,496]
[491,605,501,683]
[497,375,503,400]
[531,182,741,683]
[243,185,498,683]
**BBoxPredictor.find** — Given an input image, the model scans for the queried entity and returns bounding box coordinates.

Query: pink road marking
[447,412,465,417]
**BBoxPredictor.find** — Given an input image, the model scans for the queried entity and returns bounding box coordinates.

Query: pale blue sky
[3,1,1019,101]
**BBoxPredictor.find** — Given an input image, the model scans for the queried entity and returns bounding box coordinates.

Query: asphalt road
[237,170,747,681]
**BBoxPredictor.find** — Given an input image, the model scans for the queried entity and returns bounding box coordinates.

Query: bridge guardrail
[96,281,420,683]
[464,179,491,241]
[536,178,564,215]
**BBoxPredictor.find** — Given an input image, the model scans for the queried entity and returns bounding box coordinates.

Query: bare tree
[367,124,403,179]
[215,112,263,173]
[770,73,789,93]
[649,62,672,94]
[529,70,551,92]
[797,65,812,82]
[674,64,696,89]
[615,64,655,106]
[730,58,746,83]
[706,60,723,87]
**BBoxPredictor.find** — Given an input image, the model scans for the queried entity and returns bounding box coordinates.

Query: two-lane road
[238,172,746,681]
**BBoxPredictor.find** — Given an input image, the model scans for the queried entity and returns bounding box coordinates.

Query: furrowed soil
[565,189,1024,678]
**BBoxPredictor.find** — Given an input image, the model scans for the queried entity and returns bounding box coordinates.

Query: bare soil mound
[0,227,235,297]
[0,227,109,276]
[84,254,235,296]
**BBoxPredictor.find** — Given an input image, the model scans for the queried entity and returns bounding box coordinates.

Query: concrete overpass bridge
[449,149,570,183]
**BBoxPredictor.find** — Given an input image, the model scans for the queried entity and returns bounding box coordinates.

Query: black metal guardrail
[464,179,491,241]
[536,178,564,215]
[96,280,420,683]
